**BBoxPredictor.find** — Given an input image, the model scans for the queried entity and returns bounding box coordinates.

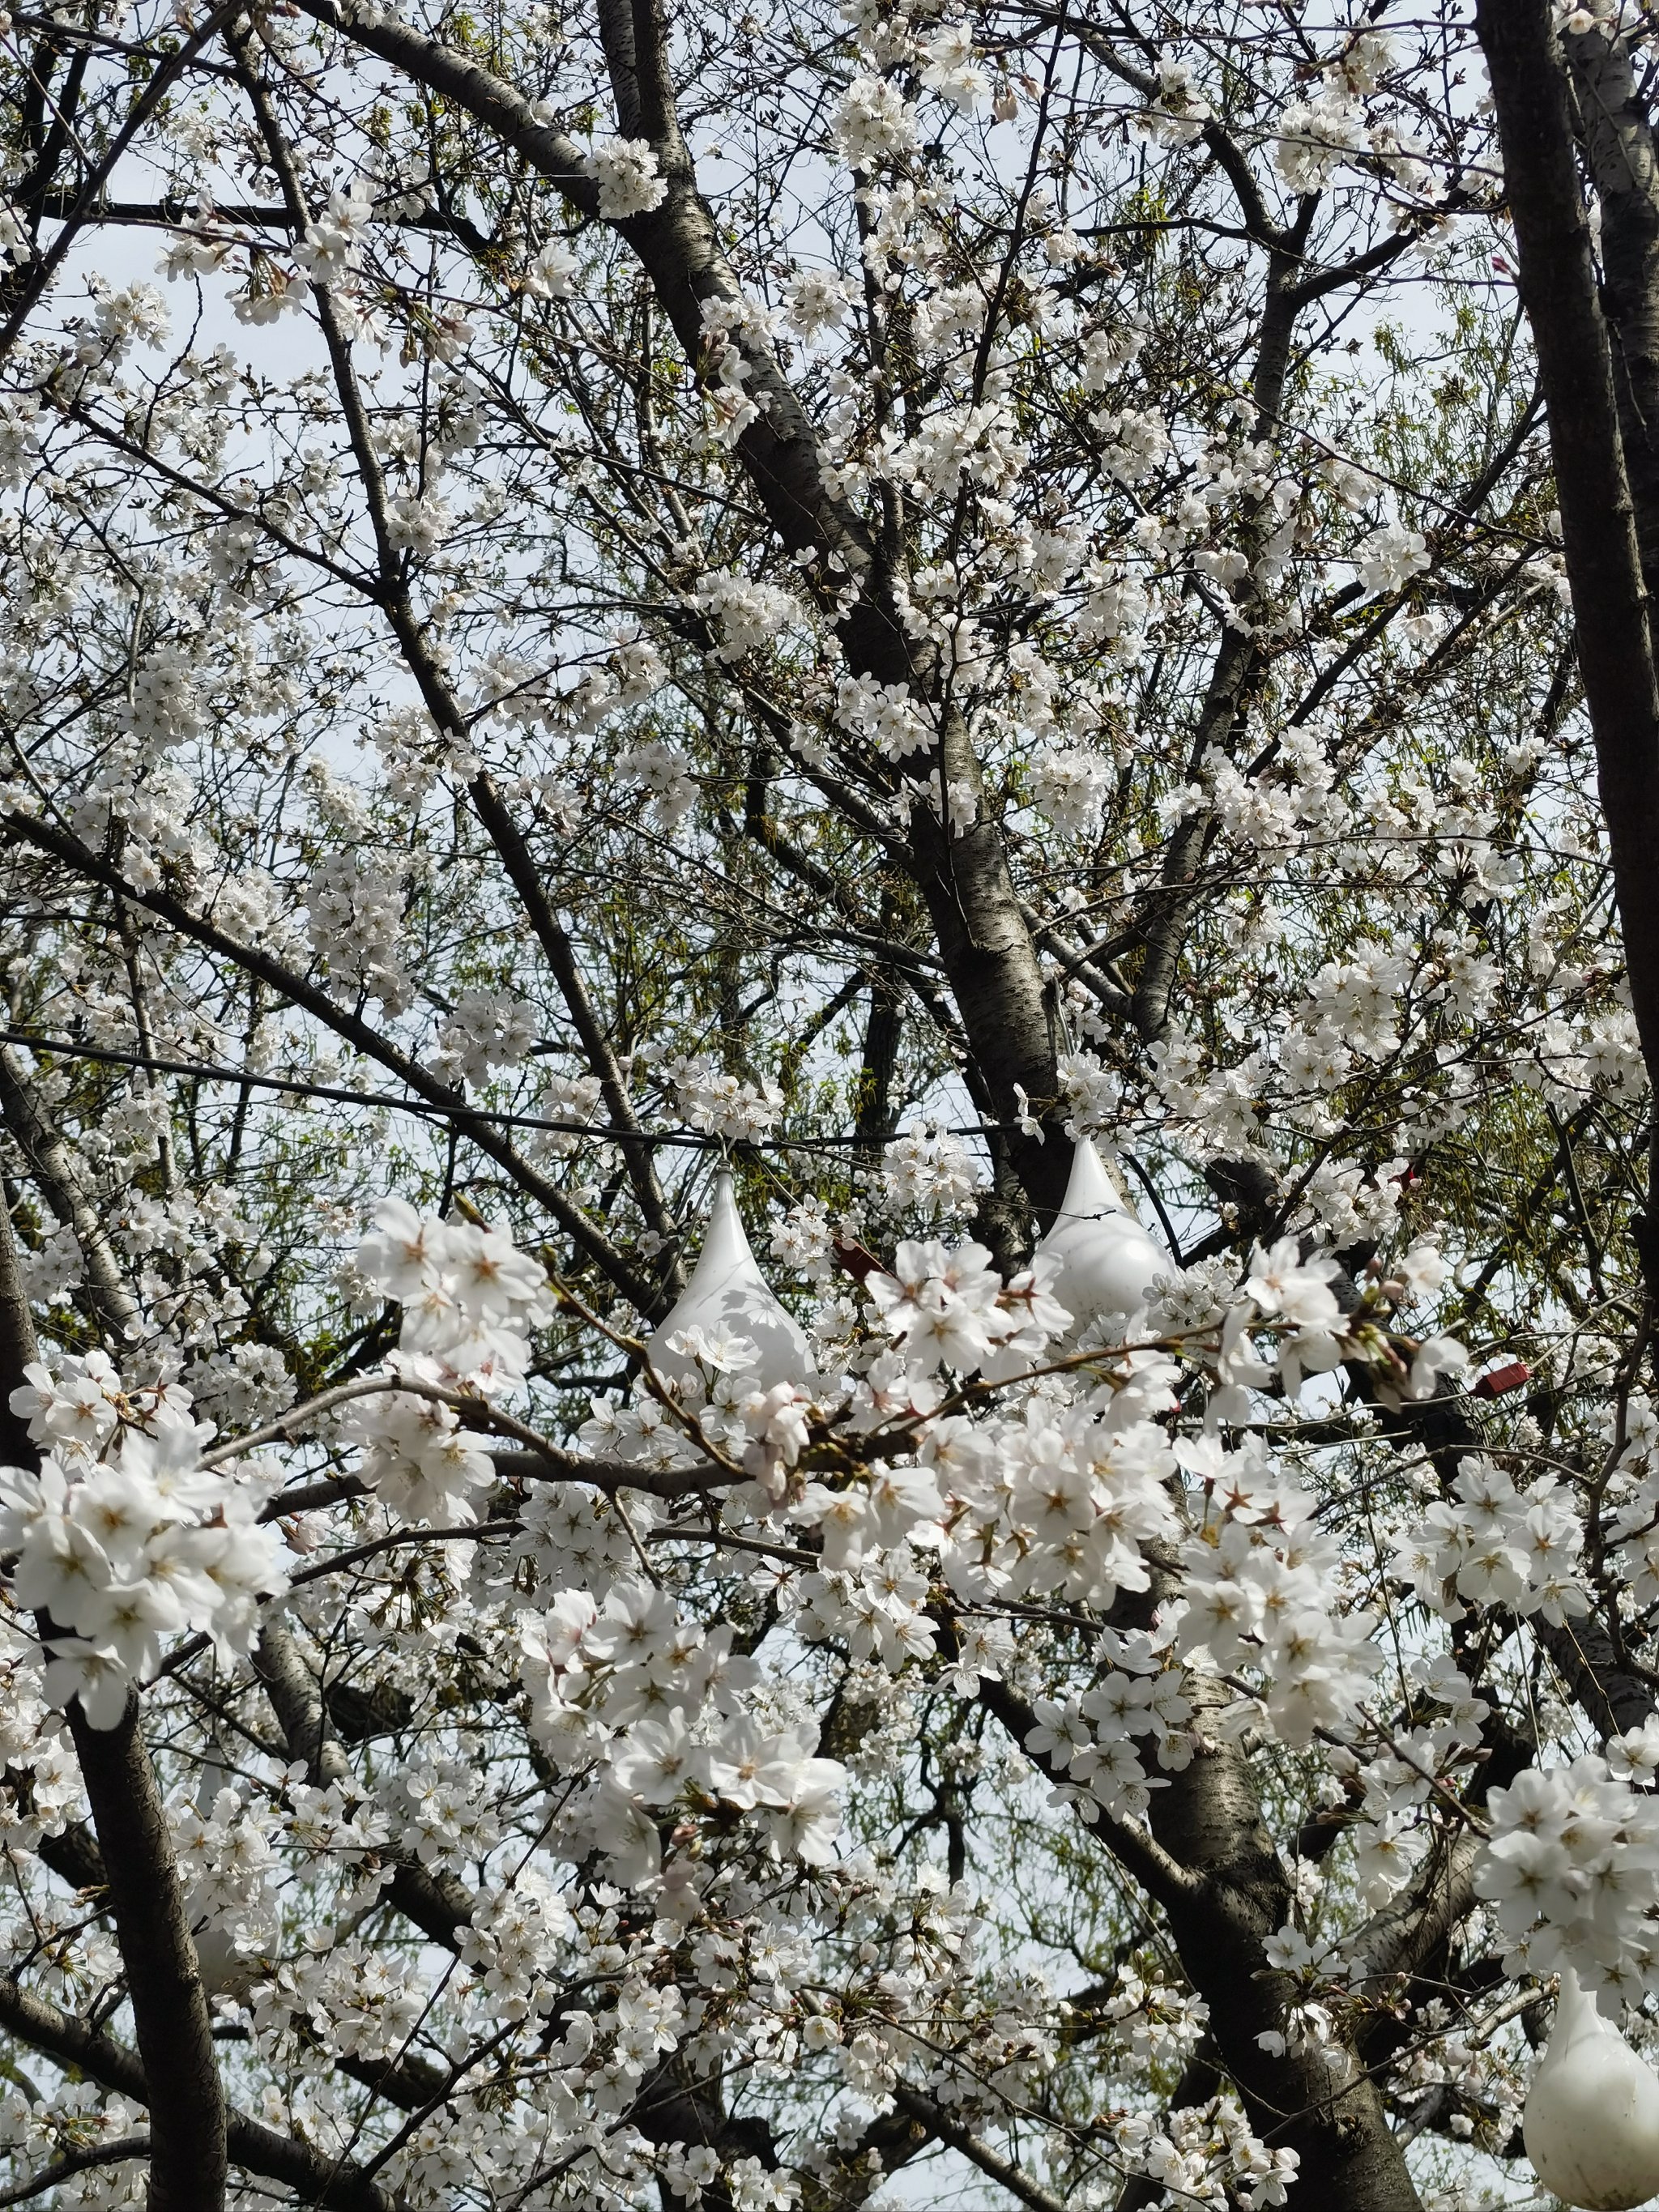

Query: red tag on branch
[1473,1362,1530,1400]
[833,1237,885,1285]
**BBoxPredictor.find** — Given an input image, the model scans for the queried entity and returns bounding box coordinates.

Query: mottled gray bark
[1477,0,1659,1225]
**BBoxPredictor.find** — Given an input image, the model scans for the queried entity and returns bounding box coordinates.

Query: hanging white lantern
[1036,1136,1171,1341]
[644,1170,814,1394]
[191,1739,256,1997]
[1525,1968,1659,2210]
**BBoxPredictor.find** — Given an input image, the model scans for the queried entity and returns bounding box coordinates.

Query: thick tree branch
[1563,20,1659,616]
[971,1614,1422,2208]
[0,1044,140,1345]
[58,1704,228,2212]
[889,2086,1073,2212]
[284,0,1074,1224]
[0,2135,151,2206]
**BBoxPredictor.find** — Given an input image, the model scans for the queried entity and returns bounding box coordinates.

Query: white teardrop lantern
[193,1920,257,1999]
[192,1741,256,1996]
[1525,1968,1659,2210]
[1036,1136,1171,1340]
[644,1170,814,1394]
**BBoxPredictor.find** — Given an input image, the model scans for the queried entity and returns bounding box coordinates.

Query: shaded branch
[889,2085,1073,2212]
[0,1976,397,2212]
[0,2135,150,2206]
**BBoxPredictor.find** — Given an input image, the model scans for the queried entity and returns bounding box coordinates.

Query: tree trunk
[978,1648,1424,2210]
[1563,20,1659,615]
[1149,1676,1424,2209]
[1476,0,1659,1235]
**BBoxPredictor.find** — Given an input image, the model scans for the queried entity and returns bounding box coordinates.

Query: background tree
[0,0,1657,2209]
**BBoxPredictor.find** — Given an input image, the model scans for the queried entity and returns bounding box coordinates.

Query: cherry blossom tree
[2,0,1659,2207]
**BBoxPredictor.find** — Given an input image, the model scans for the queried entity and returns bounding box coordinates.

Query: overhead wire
[0,1028,1016,1152]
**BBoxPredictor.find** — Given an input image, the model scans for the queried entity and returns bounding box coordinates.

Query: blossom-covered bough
[5,0,1659,2206]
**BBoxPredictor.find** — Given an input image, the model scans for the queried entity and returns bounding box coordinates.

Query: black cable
[0,1029,1009,1153]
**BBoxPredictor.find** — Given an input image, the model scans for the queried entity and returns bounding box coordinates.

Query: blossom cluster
[1175,1435,1381,1745]
[0,0,1638,2197]
[344,1202,556,1523]
[519,1581,847,1880]
[665,1052,783,1141]
[0,1358,285,1726]
[1605,1396,1659,1601]
[877,1121,983,1220]
[1390,1455,1588,1625]
[565,1207,1434,1831]
[582,139,667,219]
[1476,1744,1659,2001]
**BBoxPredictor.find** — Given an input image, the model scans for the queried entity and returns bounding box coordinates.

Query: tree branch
[889,2085,1073,2212]
[1562,19,1659,614]
[0,1977,397,2212]
[0,2135,151,2206]
[230,35,681,1276]
[284,0,1075,1226]
[0,1044,141,1346]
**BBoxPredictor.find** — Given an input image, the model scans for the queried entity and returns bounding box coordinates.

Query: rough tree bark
[1477,0,1659,1240]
